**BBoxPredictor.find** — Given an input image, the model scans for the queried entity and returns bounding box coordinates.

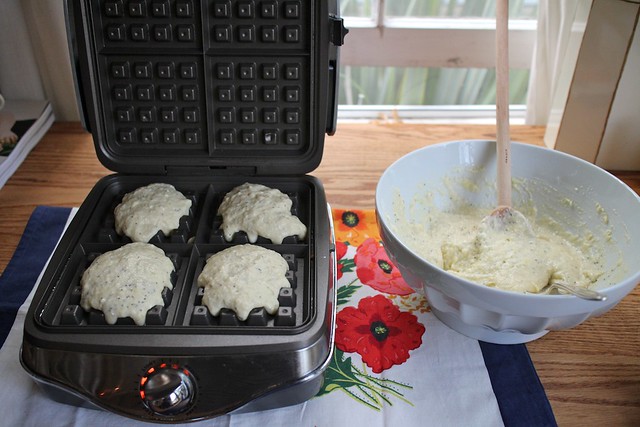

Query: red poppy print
[354,238,414,295]
[335,295,425,373]
[335,241,348,279]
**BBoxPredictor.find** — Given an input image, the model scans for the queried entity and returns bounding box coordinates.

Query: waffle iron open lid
[19,1,348,422]
[66,0,348,176]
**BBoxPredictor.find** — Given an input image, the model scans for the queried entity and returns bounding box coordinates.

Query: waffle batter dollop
[115,183,191,243]
[197,244,291,321]
[80,243,174,325]
[218,182,307,244]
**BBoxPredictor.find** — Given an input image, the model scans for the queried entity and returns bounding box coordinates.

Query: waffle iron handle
[327,16,349,136]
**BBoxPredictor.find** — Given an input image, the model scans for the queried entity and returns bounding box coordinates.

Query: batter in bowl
[396,206,603,293]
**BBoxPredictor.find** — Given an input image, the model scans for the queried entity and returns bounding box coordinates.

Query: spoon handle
[550,281,607,301]
[496,0,511,208]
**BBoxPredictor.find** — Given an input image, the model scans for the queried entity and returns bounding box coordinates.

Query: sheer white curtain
[525,0,593,126]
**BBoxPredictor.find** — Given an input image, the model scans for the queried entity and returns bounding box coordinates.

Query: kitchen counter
[1,122,638,426]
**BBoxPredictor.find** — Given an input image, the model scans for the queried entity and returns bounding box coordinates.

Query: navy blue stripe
[0,206,70,346]
[479,341,557,427]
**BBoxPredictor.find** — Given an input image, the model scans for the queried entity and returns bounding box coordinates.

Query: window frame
[341,17,536,69]
[338,1,538,121]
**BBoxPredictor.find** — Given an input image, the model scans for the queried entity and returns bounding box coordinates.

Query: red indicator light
[140,376,148,386]
[159,363,167,369]
[147,367,155,374]
[139,390,145,400]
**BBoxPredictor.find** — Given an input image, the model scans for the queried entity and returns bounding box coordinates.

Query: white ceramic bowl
[376,140,640,344]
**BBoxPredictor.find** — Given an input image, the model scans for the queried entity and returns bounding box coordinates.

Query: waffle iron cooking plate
[20,0,347,423]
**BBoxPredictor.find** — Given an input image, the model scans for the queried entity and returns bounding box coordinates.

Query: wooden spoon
[483,0,532,235]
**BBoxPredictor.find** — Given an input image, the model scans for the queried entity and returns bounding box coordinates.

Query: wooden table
[1,122,638,426]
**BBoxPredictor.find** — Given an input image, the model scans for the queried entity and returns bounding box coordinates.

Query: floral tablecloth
[0,207,556,426]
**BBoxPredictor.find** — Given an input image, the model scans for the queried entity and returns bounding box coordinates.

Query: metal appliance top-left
[20,0,346,422]
[67,0,346,176]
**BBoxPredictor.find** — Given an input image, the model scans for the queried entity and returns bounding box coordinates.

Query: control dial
[141,365,195,416]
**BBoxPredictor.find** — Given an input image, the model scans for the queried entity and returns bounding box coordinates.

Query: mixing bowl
[376,140,640,344]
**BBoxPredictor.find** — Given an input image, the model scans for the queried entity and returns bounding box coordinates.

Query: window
[338,0,538,121]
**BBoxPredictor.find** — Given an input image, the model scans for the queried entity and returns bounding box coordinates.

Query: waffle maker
[20,0,347,423]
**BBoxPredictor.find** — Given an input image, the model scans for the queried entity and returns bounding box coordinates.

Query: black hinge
[326,16,348,135]
[165,166,258,175]
[329,16,348,46]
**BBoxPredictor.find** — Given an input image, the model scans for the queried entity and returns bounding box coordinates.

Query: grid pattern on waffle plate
[96,1,307,50]
[91,0,312,154]
[98,0,203,48]
[209,56,308,149]
[207,0,309,50]
[102,55,209,150]
[40,179,312,330]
